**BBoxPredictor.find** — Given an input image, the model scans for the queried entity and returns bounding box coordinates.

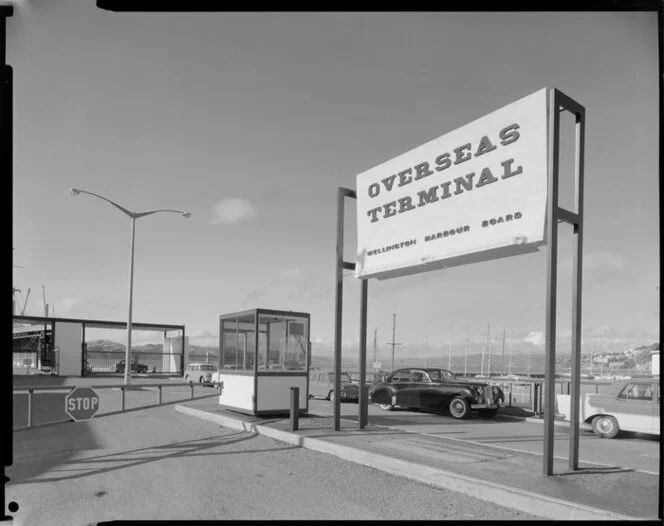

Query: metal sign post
[543,88,585,476]
[334,187,370,431]
[334,187,363,431]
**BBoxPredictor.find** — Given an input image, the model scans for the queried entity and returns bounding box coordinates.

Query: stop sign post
[65,387,100,422]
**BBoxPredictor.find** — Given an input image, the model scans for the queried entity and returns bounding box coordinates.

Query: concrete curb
[174,404,647,521]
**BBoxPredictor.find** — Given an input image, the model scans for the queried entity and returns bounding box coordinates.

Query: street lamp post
[70,188,190,385]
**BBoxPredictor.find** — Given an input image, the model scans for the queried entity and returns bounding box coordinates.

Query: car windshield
[426,369,457,382]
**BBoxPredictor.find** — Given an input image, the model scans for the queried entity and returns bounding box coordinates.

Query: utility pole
[387,310,401,371]
[447,325,454,370]
[464,324,470,377]
[487,334,493,378]
[42,284,50,317]
[373,328,377,369]
[508,335,513,376]
[481,323,490,376]
[501,329,506,377]
[425,332,429,367]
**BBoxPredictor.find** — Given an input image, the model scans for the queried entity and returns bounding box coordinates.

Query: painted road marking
[421,432,660,476]
[339,415,660,476]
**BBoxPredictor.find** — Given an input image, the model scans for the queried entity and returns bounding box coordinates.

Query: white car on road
[184,363,218,384]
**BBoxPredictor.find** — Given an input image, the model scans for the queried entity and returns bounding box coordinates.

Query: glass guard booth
[217,308,310,416]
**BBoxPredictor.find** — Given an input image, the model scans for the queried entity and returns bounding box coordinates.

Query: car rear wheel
[479,408,498,418]
[592,415,620,439]
[378,402,395,411]
[199,376,204,383]
[449,397,470,419]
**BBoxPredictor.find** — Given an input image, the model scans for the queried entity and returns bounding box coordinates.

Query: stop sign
[65,387,100,422]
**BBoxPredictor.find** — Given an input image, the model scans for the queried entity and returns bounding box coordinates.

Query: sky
[10,4,660,360]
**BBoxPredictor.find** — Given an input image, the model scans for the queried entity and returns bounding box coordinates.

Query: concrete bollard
[290,387,299,431]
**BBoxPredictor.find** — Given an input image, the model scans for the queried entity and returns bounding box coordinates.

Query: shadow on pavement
[9,419,104,483]
[11,430,299,483]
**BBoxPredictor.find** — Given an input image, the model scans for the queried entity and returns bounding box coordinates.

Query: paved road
[308,399,661,475]
[7,405,542,524]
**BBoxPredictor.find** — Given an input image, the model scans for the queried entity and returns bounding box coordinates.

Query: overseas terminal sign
[355,88,549,280]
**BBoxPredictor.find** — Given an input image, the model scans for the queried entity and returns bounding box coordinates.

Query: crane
[21,288,31,316]
[12,287,30,316]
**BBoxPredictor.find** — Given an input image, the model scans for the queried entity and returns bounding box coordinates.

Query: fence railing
[13,381,224,430]
[483,378,620,417]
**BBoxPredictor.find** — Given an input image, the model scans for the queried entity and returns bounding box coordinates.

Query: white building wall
[53,321,83,376]
[218,374,254,412]
[162,335,189,374]
[256,375,307,412]
[652,352,660,376]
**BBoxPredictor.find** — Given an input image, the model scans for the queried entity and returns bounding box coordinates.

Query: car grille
[484,386,493,402]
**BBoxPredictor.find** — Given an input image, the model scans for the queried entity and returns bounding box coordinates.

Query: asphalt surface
[177,397,661,520]
[307,398,661,475]
[7,404,542,524]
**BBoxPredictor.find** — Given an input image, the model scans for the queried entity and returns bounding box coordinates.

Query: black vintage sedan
[369,367,505,419]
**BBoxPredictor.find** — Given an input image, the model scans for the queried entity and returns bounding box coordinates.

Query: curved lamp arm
[135,209,191,219]
[70,189,191,219]
[70,188,134,217]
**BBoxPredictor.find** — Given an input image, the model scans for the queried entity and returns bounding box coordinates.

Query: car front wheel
[328,391,335,403]
[449,397,470,419]
[592,415,620,439]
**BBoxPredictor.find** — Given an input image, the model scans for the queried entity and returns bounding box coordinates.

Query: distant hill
[631,342,659,369]
[85,339,218,355]
[85,338,658,374]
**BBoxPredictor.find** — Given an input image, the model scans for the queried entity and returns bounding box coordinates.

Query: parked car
[369,367,505,419]
[115,360,148,374]
[185,363,218,384]
[581,379,660,438]
[309,369,360,403]
[348,373,380,390]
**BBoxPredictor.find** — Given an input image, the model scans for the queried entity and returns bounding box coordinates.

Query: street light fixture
[70,187,190,385]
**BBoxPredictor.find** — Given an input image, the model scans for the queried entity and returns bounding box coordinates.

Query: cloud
[210,198,257,225]
[523,331,545,346]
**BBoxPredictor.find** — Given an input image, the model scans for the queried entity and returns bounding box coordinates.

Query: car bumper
[471,403,501,409]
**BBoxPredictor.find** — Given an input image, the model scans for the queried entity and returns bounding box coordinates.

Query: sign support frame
[333,187,369,431]
[543,88,585,476]
[333,89,585,466]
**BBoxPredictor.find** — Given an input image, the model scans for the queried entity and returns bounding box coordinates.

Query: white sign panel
[355,88,549,280]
